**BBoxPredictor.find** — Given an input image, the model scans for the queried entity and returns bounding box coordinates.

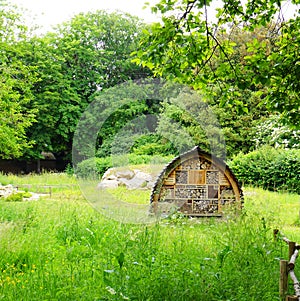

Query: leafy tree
[54,11,150,102]
[133,0,300,128]
[72,80,162,161]
[24,11,150,160]
[0,1,37,158]
[253,115,300,149]
[146,25,275,157]
[265,16,300,127]
[22,35,82,159]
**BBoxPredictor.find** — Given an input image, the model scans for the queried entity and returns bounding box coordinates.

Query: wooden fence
[274,229,300,301]
[16,184,78,197]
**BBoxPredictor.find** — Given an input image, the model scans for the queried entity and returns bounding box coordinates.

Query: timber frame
[150,146,243,217]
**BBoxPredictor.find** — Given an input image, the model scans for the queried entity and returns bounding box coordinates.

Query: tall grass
[0,172,78,194]
[0,172,77,186]
[0,173,299,300]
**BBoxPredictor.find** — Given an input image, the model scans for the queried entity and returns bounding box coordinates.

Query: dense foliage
[253,115,300,149]
[24,11,149,160]
[133,0,300,128]
[0,0,299,185]
[75,154,173,178]
[229,147,300,193]
[0,1,37,158]
[0,2,149,160]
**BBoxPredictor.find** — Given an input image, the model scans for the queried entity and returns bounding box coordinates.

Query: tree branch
[208,31,239,80]
[180,0,197,22]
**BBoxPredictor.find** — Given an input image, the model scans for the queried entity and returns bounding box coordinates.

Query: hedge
[229,147,300,194]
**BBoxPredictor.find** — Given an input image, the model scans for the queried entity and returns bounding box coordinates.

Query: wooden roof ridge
[149,146,243,203]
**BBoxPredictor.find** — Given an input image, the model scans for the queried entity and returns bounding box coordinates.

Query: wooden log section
[284,237,292,244]
[289,269,300,299]
[275,231,300,300]
[289,249,299,270]
[289,242,297,262]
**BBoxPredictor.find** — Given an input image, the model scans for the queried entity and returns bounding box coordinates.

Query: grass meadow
[0,172,299,300]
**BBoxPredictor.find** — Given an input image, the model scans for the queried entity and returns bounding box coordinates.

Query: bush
[229,147,300,193]
[22,191,32,198]
[5,192,24,202]
[131,134,178,156]
[75,157,113,179]
[75,154,173,179]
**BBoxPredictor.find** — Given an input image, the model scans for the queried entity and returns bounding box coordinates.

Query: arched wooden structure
[150,146,243,217]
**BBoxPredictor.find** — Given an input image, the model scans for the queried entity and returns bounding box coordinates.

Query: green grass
[106,187,150,204]
[0,173,299,300]
[0,172,77,186]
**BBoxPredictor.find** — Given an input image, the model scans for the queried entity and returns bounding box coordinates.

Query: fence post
[289,242,296,260]
[280,260,289,299]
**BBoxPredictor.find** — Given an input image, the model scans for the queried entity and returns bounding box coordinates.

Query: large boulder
[97,179,120,189]
[0,184,17,198]
[115,169,135,180]
[98,168,154,190]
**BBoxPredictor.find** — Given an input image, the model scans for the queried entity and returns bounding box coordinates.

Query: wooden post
[37,158,41,174]
[152,194,159,215]
[280,260,289,299]
[289,242,296,260]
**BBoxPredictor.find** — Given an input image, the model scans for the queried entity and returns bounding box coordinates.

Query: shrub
[75,154,173,179]
[131,134,178,156]
[22,192,32,198]
[64,163,74,176]
[229,147,300,193]
[5,192,24,202]
[75,157,113,179]
[253,115,300,149]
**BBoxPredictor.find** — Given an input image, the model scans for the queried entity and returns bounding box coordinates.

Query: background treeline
[0,0,299,192]
[0,2,151,161]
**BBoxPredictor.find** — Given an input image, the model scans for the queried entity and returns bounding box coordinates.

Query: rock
[106,175,117,181]
[119,177,147,190]
[0,184,17,198]
[0,184,47,201]
[98,168,154,190]
[134,170,152,182]
[115,170,135,180]
[102,168,116,179]
[97,179,120,189]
